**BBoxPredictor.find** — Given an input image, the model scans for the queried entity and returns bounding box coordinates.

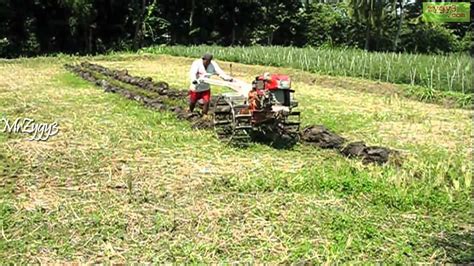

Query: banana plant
[346,0,396,50]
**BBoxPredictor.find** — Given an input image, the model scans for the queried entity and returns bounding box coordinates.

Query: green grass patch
[55,72,91,89]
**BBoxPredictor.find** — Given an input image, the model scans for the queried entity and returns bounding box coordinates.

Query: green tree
[401,23,459,54]
[305,2,351,47]
[392,0,405,51]
[62,0,96,52]
[346,0,396,51]
[249,0,305,45]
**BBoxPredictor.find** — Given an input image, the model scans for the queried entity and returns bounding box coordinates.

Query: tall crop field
[143,45,472,94]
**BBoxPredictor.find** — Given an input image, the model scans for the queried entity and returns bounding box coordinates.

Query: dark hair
[202,53,213,60]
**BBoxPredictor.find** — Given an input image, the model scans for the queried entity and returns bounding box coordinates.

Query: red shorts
[189,90,211,104]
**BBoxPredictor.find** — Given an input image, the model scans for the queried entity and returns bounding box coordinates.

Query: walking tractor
[199,72,301,147]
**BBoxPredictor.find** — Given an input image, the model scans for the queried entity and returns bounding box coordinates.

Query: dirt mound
[173,107,201,122]
[80,62,187,98]
[300,125,346,149]
[173,108,213,129]
[300,125,396,165]
[191,119,213,129]
[340,141,393,165]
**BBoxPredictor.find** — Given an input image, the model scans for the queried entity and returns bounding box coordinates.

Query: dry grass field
[0,54,472,263]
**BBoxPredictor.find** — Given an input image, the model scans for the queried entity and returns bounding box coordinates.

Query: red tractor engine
[249,73,299,122]
[212,73,300,147]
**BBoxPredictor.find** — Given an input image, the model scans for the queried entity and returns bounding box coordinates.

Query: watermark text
[1,117,59,141]
[422,2,470,23]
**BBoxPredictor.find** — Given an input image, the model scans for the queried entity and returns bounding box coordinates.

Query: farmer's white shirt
[189,59,231,92]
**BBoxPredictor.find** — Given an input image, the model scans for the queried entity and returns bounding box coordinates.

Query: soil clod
[341,141,394,165]
[300,125,346,149]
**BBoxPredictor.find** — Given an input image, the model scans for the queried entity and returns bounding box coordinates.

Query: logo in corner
[422,2,470,23]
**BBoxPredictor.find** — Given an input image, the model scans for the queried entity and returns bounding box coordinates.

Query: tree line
[0,0,472,58]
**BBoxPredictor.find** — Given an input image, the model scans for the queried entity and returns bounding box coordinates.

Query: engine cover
[256,74,291,91]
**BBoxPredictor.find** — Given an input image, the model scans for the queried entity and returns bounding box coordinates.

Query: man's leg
[202,102,209,115]
[189,101,197,113]
[201,90,211,115]
[189,90,198,112]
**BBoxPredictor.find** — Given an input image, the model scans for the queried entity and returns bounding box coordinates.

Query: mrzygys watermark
[422,2,470,23]
[1,117,59,141]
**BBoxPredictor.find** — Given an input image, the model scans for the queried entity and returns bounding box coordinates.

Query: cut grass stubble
[0,55,472,263]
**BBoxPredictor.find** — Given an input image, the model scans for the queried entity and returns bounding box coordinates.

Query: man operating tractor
[188,53,233,115]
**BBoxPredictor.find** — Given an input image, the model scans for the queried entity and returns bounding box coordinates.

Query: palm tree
[393,0,405,51]
[346,0,395,51]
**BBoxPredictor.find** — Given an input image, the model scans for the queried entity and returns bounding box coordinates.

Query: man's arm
[189,60,199,82]
[212,61,232,81]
